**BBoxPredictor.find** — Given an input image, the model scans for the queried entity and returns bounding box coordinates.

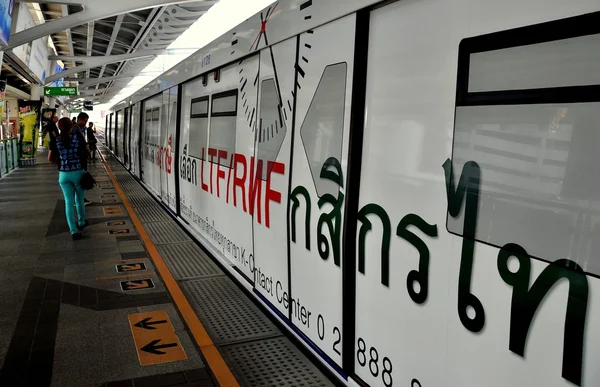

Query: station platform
[0,143,336,386]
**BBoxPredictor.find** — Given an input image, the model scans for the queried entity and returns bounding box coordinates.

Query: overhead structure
[7,0,219,106]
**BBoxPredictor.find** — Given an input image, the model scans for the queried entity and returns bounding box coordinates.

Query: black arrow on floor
[141,339,178,355]
[134,317,167,330]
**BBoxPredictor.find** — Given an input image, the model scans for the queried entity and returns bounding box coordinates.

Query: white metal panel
[252,38,296,317]
[289,14,355,367]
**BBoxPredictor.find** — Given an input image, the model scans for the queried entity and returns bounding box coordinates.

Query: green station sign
[44,87,78,96]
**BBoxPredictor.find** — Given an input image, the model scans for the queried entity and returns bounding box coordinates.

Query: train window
[211,92,237,114]
[209,90,238,167]
[257,78,287,180]
[299,62,347,197]
[152,107,160,121]
[191,98,209,116]
[468,34,600,94]
[450,13,600,275]
[189,96,209,160]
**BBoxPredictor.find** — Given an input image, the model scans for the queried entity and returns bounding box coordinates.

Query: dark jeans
[89,142,97,160]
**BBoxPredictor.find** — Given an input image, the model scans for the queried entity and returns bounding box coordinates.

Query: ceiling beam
[95,20,138,36]
[85,21,94,78]
[3,0,202,51]
[101,6,166,101]
[95,14,124,90]
[60,5,75,68]
[66,74,135,87]
[79,87,121,96]
[45,50,165,83]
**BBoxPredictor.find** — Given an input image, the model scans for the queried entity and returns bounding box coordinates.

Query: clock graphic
[230,0,315,180]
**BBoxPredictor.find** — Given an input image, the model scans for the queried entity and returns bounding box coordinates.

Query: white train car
[107,1,600,386]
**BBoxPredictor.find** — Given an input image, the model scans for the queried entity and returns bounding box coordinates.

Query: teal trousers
[58,170,86,234]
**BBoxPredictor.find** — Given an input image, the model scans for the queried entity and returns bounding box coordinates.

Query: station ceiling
[4,1,217,105]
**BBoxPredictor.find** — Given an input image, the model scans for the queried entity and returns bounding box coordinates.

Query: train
[105,0,600,386]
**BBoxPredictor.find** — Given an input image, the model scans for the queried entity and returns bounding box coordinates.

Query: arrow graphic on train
[134,317,167,330]
[140,339,178,355]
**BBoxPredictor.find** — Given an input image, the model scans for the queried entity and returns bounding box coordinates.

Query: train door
[123,107,130,168]
[115,110,122,160]
[130,103,140,178]
[286,14,355,367]
[351,4,452,385]
[250,37,297,317]
[140,95,162,196]
[178,59,257,281]
[104,115,108,146]
[159,87,177,212]
[108,113,113,151]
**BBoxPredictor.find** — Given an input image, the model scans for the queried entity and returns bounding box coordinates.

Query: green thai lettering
[357,203,392,287]
[396,213,438,304]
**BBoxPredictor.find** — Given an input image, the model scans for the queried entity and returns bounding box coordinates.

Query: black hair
[59,117,74,146]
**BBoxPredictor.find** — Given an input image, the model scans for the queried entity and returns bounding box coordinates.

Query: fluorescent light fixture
[105,0,275,108]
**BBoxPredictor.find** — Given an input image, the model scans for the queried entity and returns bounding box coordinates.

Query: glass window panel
[212,94,237,114]
[209,116,236,167]
[449,102,600,275]
[468,34,600,93]
[257,78,287,180]
[299,62,347,197]
[189,117,209,159]
[192,99,209,116]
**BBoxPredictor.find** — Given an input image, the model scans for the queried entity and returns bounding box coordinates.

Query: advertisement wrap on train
[105,1,600,386]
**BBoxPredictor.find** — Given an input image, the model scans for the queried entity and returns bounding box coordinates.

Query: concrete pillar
[31,85,43,100]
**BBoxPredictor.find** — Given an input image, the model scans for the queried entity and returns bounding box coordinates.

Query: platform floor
[0,144,335,386]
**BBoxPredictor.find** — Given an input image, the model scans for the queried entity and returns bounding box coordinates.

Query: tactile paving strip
[157,242,223,279]
[128,195,160,208]
[182,277,281,344]
[222,337,334,387]
[102,151,336,386]
[136,205,171,223]
[145,221,190,244]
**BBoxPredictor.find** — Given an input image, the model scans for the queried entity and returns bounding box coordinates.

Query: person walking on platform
[87,122,98,161]
[48,117,90,240]
[74,112,92,205]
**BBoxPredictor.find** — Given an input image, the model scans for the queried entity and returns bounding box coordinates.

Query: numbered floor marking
[109,228,131,235]
[128,311,187,365]
[120,279,154,291]
[106,220,127,226]
[103,206,123,216]
[116,262,147,273]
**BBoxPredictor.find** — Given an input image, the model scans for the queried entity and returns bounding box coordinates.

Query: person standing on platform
[74,112,92,205]
[87,122,98,161]
[42,115,59,149]
[48,117,90,240]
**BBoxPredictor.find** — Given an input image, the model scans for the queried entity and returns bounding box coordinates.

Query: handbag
[80,171,96,190]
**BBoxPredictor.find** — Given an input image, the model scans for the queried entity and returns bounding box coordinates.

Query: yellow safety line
[100,153,240,387]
